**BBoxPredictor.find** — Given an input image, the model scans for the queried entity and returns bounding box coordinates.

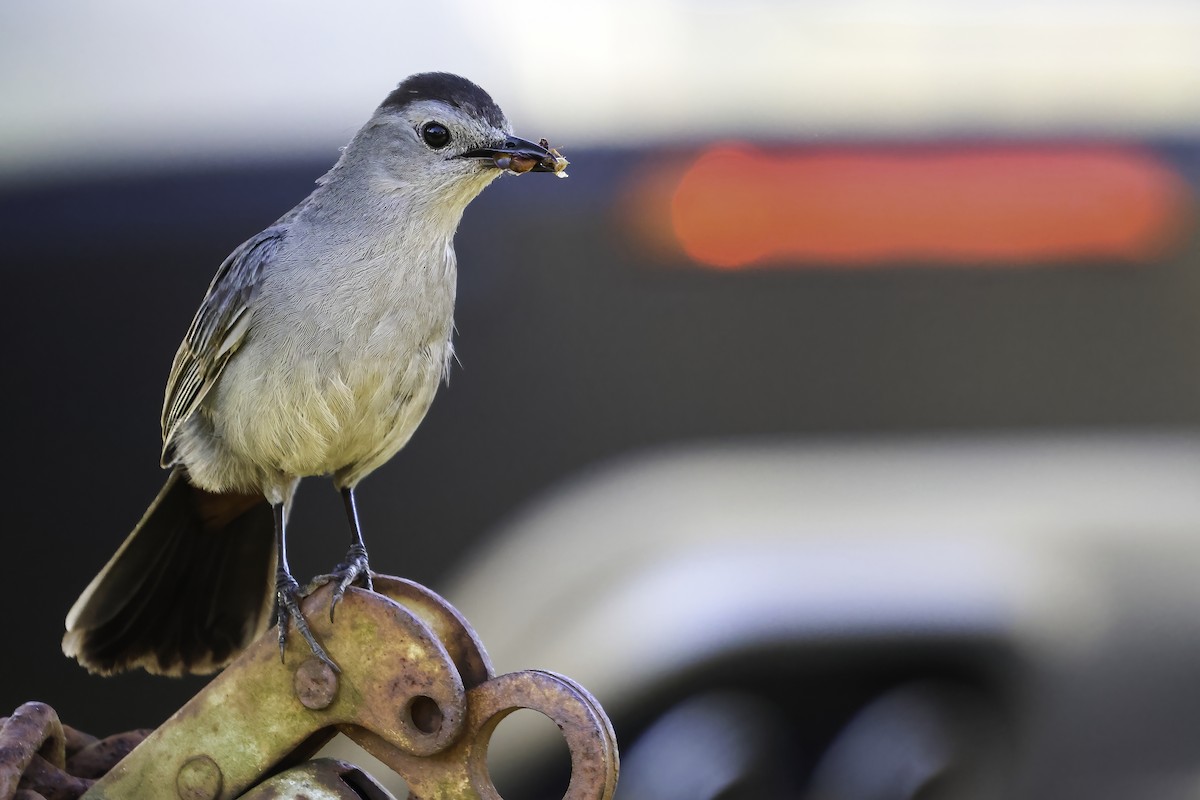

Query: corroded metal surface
[82,581,468,799]
[293,658,339,711]
[351,669,620,800]
[370,576,493,691]
[65,732,151,781]
[0,705,149,800]
[1,702,66,798]
[18,752,93,798]
[16,573,619,800]
[237,759,396,800]
[361,582,618,799]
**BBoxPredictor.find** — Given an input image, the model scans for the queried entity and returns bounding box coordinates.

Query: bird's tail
[63,468,276,676]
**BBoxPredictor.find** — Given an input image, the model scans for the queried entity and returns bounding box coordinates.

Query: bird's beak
[459,135,569,177]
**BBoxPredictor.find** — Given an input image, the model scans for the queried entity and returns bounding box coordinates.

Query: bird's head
[352,72,567,206]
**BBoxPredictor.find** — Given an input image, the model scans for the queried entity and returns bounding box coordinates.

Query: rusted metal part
[64,733,150,781]
[0,705,148,800]
[16,754,92,799]
[66,574,617,799]
[176,755,223,800]
[0,707,150,800]
[293,658,339,711]
[60,729,97,762]
[237,759,396,800]
[350,669,619,800]
[83,581,468,799]
[369,576,493,691]
[1,702,67,799]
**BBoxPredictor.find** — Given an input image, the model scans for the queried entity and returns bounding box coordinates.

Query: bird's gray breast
[205,237,457,484]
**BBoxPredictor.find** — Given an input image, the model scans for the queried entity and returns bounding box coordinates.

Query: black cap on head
[380,72,508,130]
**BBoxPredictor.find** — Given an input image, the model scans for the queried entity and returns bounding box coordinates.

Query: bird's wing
[160,228,284,466]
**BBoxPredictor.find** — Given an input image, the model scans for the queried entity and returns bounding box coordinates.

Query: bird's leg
[273,502,338,672]
[308,486,372,621]
[339,486,374,592]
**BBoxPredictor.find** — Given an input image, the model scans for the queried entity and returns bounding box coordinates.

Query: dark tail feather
[63,468,275,676]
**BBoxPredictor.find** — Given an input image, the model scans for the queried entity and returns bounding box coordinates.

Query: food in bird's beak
[494,140,569,177]
[468,136,570,177]
[496,155,540,174]
[539,138,570,178]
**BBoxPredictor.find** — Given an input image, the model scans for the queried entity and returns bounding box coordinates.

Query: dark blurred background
[4,2,1200,798]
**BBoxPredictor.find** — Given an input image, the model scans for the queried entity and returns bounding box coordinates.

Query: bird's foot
[275,569,339,672]
[306,543,372,622]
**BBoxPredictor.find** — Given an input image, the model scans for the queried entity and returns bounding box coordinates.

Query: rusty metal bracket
[237,759,395,800]
[78,575,618,800]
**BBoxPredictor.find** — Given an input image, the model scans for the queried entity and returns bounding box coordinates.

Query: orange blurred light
[667,144,1194,269]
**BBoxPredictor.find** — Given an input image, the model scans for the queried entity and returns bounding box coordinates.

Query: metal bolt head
[295,657,339,710]
[176,755,222,800]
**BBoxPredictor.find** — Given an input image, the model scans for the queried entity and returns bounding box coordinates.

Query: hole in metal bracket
[407,695,443,735]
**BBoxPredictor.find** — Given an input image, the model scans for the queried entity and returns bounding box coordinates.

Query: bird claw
[275,571,339,672]
[306,543,372,622]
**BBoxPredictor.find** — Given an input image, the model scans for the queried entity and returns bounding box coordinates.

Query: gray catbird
[62,72,568,676]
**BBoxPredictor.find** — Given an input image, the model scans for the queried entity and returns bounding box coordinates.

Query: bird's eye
[420,122,451,149]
